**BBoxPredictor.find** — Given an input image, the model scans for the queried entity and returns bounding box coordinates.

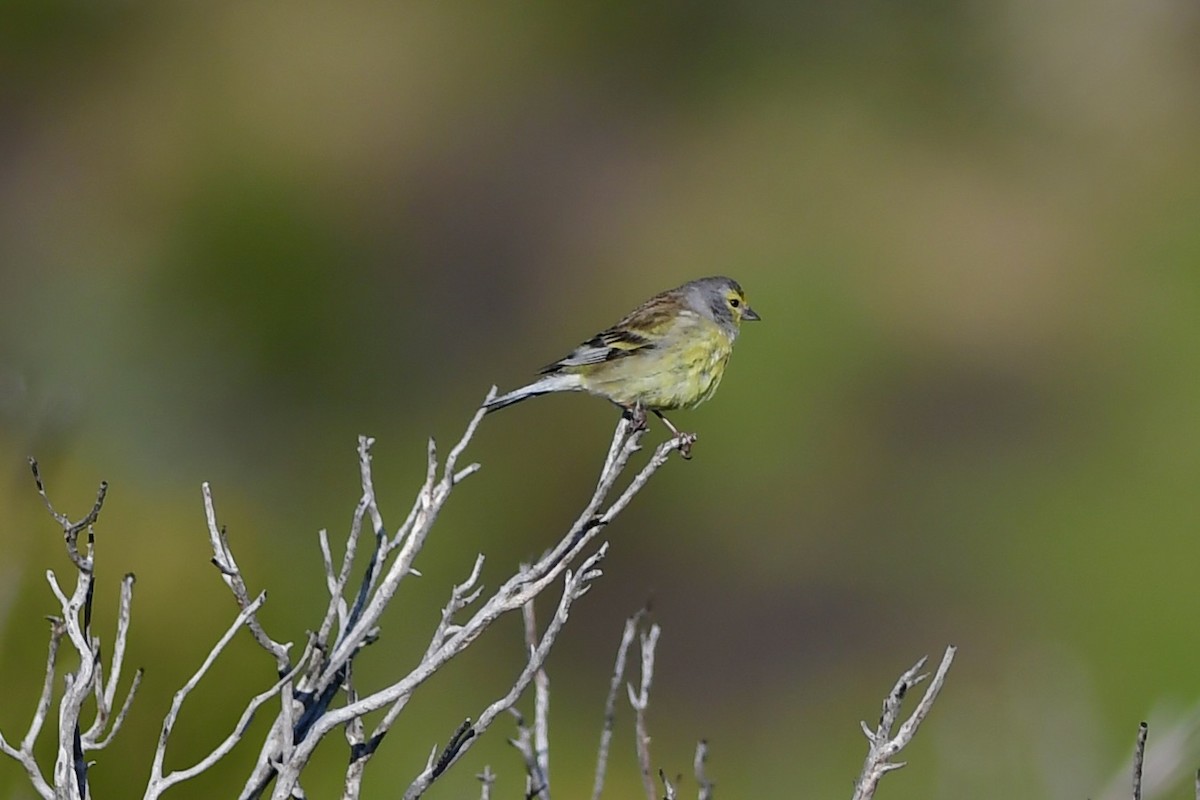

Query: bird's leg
[652,410,680,436]
[652,410,695,460]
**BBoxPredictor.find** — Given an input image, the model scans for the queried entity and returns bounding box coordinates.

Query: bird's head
[690,276,761,333]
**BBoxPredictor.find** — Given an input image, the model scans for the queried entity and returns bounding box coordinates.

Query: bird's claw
[677,433,697,460]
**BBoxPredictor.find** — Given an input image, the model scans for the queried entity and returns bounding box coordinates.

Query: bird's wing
[540,327,655,372]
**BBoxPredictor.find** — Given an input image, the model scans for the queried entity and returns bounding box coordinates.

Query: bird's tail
[484,373,582,413]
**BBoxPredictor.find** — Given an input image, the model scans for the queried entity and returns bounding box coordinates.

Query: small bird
[484,276,760,437]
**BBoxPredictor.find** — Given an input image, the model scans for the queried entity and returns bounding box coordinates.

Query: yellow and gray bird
[484,276,760,435]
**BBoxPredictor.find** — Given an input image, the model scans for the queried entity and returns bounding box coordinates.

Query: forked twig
[851,646,956,800]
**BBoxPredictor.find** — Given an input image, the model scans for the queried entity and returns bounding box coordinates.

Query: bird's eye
[729,297,741,308]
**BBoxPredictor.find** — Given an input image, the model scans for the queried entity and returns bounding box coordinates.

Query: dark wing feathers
[540,328,655,373]
[539,288,684,374]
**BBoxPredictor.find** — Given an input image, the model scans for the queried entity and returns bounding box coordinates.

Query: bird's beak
[742,305,761,322]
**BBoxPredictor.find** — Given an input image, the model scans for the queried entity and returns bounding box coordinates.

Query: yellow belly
[576,326,734,411]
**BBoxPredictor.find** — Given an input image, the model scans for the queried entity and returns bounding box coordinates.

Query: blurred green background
[3,1,1200,798]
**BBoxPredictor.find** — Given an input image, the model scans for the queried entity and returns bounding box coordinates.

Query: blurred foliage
[3,1,1200,797]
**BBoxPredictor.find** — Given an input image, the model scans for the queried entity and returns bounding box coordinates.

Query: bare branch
[522,595,551,796]
[694,740,714,800]
[339,667,368,800]
[508,709,546,799]
[203,484,291,671]
[477,766,496,800]
[28,457,107,573]
[316,436,382,654]
[269,403,679,798]
[84,573,137,748]
[149,652,309,799]
[851,645,956,800]
[93,668,144,750]
[145,592,270,799]
[3,461,118,800]
[1133,722,1148,800]
[0,621,58,800]
[23,618,65,754]
[591,609,645,800]
[316,402,491,687]
[1097,706,1200,800]
[399,548,607,800]
[10,391,692,800]
[627,623,662,800]
[660,768,678,800]
[0,728,53,800]
[432,719,475,781]
[423,554,487,661]
[45,566,97,796]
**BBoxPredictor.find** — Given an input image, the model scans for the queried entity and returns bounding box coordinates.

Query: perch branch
[268,396,686,799]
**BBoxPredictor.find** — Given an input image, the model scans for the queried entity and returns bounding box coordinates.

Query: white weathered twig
[204,483,292,672]
[1096,707,1200,800]
[1133,721,1148,800]
[340,554,491,791]
[694,740,714,800]
[338,666,370,800]
[83,572,141,749]
[660,768,678,799]
[401,548,606,799]
[591,609,645,800]
[403,551,604,800]
[316,435,384,654]
[477,765,496,800]
[144,592,290,799]
[627,623,662,800]
[25,618,65,753]
[0,619,61,799]
[523,593,552,797]
[851,645,956,800]
[0,461,149,800]
[424,554,487,661]
[38,465,105,798]
[508,708,545,799]
[28,458,105,573]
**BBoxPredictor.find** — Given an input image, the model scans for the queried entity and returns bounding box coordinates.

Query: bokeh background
[3,2,1200,798]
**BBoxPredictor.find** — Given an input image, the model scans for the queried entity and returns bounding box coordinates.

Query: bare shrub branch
[591,609,645,800]
[523,596,552,795]
[627,623,663,800]
[1134,721,1149,800]
[851,645,956,800]
[9,392,983,800]
[694,740,714,800]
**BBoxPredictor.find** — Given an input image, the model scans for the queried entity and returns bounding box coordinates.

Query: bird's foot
[676,432,697,460]
[650,410,696,458]
[623,403,649,432]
